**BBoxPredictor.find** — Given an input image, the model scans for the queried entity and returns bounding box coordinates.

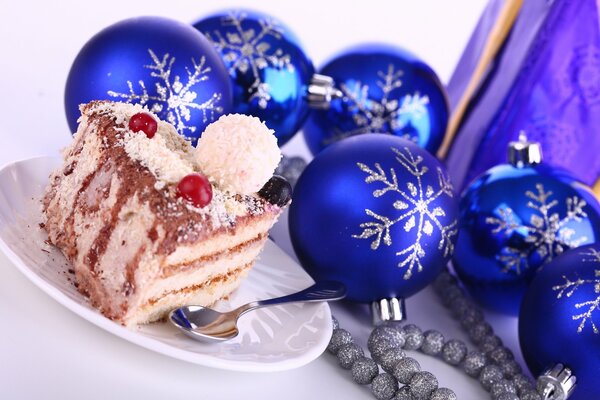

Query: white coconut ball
[195,114,281,195]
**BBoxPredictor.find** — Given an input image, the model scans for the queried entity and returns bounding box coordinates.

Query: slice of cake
[42,101,290,327]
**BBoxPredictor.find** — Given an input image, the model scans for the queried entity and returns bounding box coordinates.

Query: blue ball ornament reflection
[520,243,600,400]
[194,9,315,146]
[289,134,458,303]
[65,16,232,146]
[453,164,600,315]
[303,43,449,155]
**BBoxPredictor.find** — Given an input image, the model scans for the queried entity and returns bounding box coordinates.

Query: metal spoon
[168,280,346,342]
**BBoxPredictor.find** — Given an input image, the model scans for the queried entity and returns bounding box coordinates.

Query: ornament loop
[508,132,543,167]
[536,363,576,400]
[307,74,342,110]
[371,298,407,325]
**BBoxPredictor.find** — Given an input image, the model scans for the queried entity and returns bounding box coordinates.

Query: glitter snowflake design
[552,249,600,334]
[107,49,222,139]
[324,64,430,146]
[486,183,588,275]
[204,11,293,109]
[352,147,457,280]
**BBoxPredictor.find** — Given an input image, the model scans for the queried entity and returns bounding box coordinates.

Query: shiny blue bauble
[520,243,600,400]
[303,43,448,156]
[194,9,315,146]
[289,134,458,303]
[65,16,232,145]
[453,163,600,315]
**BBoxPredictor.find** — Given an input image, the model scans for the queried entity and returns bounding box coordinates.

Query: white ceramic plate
[0,156,332,372]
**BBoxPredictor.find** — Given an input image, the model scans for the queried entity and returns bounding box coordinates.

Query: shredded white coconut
[195,114,281,195]
[79,102,270,231]
[92,102,198,185]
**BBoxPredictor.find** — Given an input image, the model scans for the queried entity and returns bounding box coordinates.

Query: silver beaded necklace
[328,269,564,400]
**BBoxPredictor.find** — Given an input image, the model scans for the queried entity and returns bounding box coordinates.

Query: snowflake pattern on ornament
[107,49,223,140]
[552,249,600,334]
[486,183,588,275]
[352,147,458,280]
[324,64,429,146]
[203,11,293,109]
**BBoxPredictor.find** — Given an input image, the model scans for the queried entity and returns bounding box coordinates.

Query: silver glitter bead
[337,343,364,369]
[520,390,542,400]
[332,316,340,330]
[372,373,398,400]
[459,307,484,328]
[351,356,379,385]
[440,285,463,306]
[513,374,534,395]
[462,351,487,377]
[409,371,438,400]
[421,330,445,356]
[479,334,503,354]
[433,270,457,292]
[468,322,492,344]
[328,328,353,354]
[499,359,522,378]
[495,394,519,400]
[488,346,514,364]
[392,357,421,384]
[490,379,517,399]
[479,365,504,390]
[378,348,406,373]
[274,155,307,188]
[430,387,458,400]
[442,339,467,365]
[370,341,396,360]
[449,296,471,317]
[393,385,413,400]
[401,324,424,350]
[368,326,405,358]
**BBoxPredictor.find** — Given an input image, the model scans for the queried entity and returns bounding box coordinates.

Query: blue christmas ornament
[194,9,315,146]
[65,16,232,145]
[303,43,449,156]
[289,134,458,304]
[520,243,600,400]
[453,136,600,315]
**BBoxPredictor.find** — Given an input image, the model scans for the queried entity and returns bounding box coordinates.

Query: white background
[0,1,531,399]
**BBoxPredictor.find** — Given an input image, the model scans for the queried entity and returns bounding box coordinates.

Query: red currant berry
[176,173,213,208]
[129,112,158,138]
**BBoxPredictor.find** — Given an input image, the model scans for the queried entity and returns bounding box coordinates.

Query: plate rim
[0,156,332,372]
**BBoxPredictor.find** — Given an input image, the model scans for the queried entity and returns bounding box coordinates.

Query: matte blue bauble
[520,243,600,400]
[453,163,600,315]
[289,134,458,303]
[194,9,315,146]
[65,16,232,145]
[303,43,448,155]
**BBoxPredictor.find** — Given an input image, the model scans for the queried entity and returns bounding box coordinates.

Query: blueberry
[258,175,292,206]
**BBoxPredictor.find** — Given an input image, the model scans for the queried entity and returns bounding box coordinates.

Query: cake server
[168,280,346,342]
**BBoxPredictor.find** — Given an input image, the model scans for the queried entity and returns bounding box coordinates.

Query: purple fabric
[446,0,505,110]
[445,0,555,189]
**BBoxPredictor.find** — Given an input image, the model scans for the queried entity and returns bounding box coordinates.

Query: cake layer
[43,101,284,326]
[127,264,253,327]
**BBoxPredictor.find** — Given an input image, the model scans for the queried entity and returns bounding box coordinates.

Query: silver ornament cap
[307,74,342,110]
[508,132,543,168]
[536,363,576,400]
[371,298,407,325]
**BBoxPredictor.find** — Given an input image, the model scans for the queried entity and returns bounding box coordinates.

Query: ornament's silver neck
[536,364,576,400]
[371,298,406,325]
[307,74,342,110]
[508,132,543,168]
